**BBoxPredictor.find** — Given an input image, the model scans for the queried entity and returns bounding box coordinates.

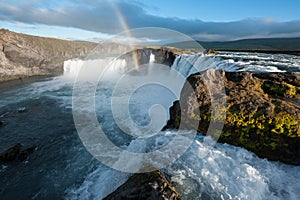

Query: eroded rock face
[164,69,300,165]
[154,48,176,66]
[104,170,181,200]
[0,29,97,81]
[0,29,132,81]
[122,48,176,68]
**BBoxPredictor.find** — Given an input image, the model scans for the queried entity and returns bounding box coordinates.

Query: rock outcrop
[122,48,176,68]
[104,170,181,200]
[164,69,300,165]
[0,29,96,81]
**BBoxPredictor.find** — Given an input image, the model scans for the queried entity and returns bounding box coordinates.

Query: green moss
[261,81,299,98]
[174,116,181,128]
[283,83,297,97]
[271,112,299,137]
[221,131,232,137]
[269,141,278,150]
[228,105,240,114]
[220,106,299,142]
[261,81,288,97]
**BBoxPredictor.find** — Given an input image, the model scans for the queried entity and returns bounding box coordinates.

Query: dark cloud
[1,0,300,40]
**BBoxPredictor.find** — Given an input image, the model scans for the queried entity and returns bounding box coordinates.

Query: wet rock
[204,49,218,55]
[154,48,176,66]
[0,143,37,163]
[123,48,176,70]
[0,120,3,127]
[104,170,181,200]
[17,107,27,113]
[164,69,300,165]
[123,49,152,71]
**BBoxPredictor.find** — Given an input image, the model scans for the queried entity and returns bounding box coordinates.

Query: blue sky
[138,0,300,22]
[0,0,300,41]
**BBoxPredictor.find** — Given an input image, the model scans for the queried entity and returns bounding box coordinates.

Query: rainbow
[110,2,140,70]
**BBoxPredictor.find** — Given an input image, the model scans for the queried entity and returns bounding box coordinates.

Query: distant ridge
[168,37,300,55]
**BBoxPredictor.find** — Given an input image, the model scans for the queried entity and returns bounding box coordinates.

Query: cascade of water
[170,54,216,77]
[149,53,155,63]
[63,58,85,77]
[63,58,126,81]
[171,52,290,76]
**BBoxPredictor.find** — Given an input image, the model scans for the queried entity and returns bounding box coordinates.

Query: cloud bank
[1,0,300,41]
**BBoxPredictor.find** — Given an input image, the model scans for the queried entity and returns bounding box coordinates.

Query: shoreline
[0,74,56,91]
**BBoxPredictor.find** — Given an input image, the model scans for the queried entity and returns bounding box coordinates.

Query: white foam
[66,132,300,199]
[168,135,300,200]
[65,166,130,200]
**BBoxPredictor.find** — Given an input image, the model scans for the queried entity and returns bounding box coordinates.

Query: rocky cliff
[122,48,176,68]
[0,29,133,81]
[0,29,180,82]
[0,29,97,81]
[164,69,300,165]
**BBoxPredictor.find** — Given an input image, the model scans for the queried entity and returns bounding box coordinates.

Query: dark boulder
[104,170,181,200]
[0,143,37,163]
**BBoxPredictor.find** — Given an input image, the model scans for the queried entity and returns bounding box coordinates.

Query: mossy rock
[164,70,300,165]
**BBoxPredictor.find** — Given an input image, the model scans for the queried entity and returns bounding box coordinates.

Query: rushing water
[0,52,300,200]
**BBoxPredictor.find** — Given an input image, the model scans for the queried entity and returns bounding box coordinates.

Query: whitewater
[0,52,300,199]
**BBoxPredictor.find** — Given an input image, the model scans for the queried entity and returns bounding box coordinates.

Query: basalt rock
[104,170,181,200]
[164,69,300,165]
[123,48,176,69]
[123,48,152,69]
[154,48,176,66]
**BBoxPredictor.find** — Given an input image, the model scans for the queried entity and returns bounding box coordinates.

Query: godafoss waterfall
[1,50,300,200]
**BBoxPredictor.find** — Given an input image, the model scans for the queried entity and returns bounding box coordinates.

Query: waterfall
[149,53,155,63]
[63,58,85,77]
[171,52,287,77]
[64,51,287,81]
[170,54,220,77]
[63,58,126,80]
